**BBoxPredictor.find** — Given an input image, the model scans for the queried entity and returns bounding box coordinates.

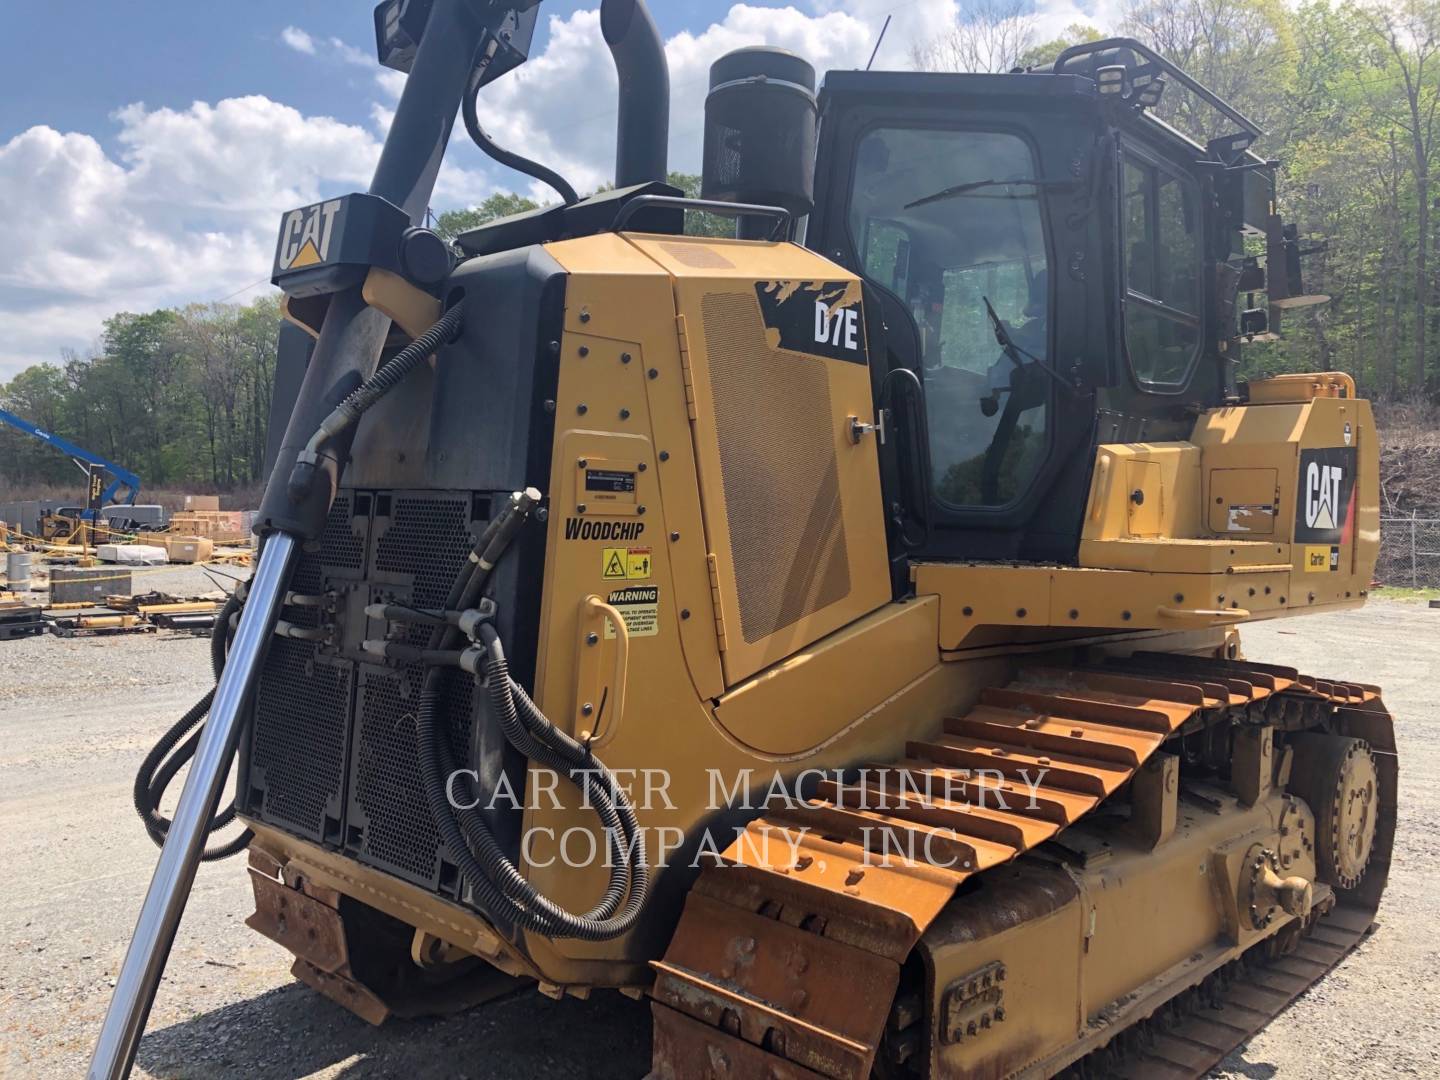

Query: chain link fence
[1376,518,1440,589]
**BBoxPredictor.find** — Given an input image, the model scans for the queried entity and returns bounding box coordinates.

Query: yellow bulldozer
[94,2,1394,1078]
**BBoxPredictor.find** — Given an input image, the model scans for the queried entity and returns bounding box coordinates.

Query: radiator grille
[245,495,362,843]
[349,493,480,889]
[350,668,475,891]
[375,495,473,644]
[701,291,850,643]
[249,641,352,842]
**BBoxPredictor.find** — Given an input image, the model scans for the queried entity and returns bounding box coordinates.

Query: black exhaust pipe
[601,0,669,187]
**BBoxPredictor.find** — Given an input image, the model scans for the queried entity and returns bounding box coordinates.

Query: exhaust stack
[601,0,669,186]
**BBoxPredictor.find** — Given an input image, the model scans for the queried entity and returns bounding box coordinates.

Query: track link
[648,657,1388,1080]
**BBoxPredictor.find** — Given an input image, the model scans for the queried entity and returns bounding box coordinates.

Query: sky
[0,0,1119,380]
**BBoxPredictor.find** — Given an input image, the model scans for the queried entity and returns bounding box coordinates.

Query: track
[648,656,1394,1080]
[1090,900,1379,1079]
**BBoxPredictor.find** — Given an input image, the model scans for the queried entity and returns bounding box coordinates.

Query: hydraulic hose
[133,593,251,861]
[407,493,649,940]
[415,634,648,939]
[287,305,465,503]
[462,68,579,207]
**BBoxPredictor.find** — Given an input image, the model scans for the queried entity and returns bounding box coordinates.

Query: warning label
[602,546,651,580]
[605,586,659,638]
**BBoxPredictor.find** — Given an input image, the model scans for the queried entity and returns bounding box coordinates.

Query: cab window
[1122,153,1202,388]
[849,127,1051,508]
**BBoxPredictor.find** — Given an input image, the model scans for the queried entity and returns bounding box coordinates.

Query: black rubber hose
[401,490,646,938]
[412,550,647,938]
[415,658,645,939]
[462,68,579,207]
[133,593,252,861]
[419,688,616,936]
[340,304,463,418]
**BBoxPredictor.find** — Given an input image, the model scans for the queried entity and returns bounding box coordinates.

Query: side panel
[916,380,1379,649]
[626,235,891,686]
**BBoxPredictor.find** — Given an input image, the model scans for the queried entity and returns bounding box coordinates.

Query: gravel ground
[0,599,1435,1078]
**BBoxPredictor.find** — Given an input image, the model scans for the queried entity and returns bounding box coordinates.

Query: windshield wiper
[982,295,1079,396]
[905,177,1076,210]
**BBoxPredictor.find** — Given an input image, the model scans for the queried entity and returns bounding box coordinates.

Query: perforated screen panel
[345,492,482,891]
[245,495,362,843]
[349,667,474,892]
[243,489,491,897]
[658,241,735,270]
[701,291,851,644]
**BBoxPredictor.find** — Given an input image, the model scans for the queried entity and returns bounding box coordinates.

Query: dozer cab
[95,3,1394,1078]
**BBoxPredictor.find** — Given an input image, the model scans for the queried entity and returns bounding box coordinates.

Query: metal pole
[87,533,297,1080]
[1411,519,1418,590]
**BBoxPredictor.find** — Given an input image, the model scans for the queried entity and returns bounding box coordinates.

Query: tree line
[0,174,724,496]
[1,297,281,494]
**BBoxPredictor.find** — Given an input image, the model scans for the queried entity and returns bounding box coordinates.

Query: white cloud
[280,26,317,56]
[282,25,376,69]
[329,37,374,67]
[471,4,882,202]
[0,100,381,376]
[1,1,1132,377]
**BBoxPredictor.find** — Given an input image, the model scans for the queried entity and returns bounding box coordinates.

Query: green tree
[435,192,542,240]
[1015,23,1104,70]
[666,172,737,238]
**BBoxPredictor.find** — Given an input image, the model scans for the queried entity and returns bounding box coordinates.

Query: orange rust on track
[648,658,1386,1080]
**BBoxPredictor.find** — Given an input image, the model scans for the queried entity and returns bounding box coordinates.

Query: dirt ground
[1,598,1436,1079]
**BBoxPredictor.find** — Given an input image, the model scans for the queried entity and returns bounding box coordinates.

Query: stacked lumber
[168,511,248,544]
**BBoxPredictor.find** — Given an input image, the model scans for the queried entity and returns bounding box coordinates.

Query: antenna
[865,14,891,71]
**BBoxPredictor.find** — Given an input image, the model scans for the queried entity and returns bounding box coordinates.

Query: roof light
[1135,77,1166,108]
[1096,65,1127,96]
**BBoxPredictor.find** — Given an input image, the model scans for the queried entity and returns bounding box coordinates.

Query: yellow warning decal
[289,238,323,269]
[602,546,651,580]
[1304,544,1339,572]
[625,547,651,579]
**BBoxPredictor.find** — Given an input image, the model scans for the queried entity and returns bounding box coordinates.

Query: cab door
[806,72,1113,566]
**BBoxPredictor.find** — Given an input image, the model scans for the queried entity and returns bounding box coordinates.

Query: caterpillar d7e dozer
[92,2,1395,1078]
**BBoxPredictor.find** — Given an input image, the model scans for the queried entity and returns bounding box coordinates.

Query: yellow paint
[624,548,651,579]
[289,238,322,268]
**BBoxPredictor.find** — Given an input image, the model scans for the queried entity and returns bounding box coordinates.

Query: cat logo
[1294,447,1356,545]
[275,199,342,271]
[1303,460,1343,531]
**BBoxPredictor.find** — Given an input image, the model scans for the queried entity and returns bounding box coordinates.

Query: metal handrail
[612,194,792,238]
[1052,37,1265,139]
